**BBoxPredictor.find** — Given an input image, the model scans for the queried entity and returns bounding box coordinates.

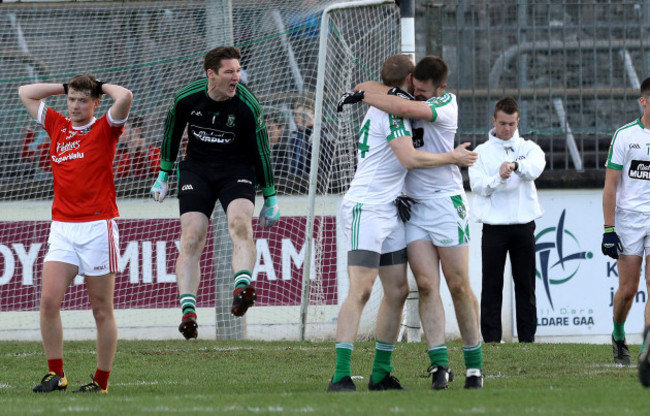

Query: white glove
[259,195,280,228]
[150,171,169,202]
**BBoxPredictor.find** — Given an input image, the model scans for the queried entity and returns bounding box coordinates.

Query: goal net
[0,0,400,341]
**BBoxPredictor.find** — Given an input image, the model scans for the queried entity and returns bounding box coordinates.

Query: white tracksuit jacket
[469,128,546,225]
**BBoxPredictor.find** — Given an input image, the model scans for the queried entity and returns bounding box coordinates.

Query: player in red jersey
[18,74,133,394]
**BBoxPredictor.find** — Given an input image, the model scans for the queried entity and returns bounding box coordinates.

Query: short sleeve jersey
[159,79,275,195]
[605,118,650,213]
[38,103,124,222]
[344,106,412,204]
[404,92,462,199]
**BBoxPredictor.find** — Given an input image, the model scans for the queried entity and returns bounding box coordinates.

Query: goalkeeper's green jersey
[160,78,275,196]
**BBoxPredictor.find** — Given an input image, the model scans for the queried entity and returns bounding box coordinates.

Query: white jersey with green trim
[344,106,412,204]
[404,91,462,199]
[606,118,650,213]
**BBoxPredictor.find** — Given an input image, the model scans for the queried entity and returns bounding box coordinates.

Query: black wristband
[513,162,519,171]
[62,83,68,95]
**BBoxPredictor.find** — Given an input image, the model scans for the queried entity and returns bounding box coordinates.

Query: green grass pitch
[1,339,647,415]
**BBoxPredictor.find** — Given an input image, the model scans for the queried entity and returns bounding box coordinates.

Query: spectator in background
[114,115,160,179]
[271,99,315,194]
[288,98,315,177]
[468,96,545,344]
[273,98,334,194]
[266,112,288,175]
[22,125,52,176]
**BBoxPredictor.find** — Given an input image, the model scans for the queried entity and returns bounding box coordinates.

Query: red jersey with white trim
[39,105,124,222]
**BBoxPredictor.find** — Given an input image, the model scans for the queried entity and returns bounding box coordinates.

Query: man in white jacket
[469,96,546,343]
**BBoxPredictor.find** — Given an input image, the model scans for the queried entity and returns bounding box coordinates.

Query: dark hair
[381,54,414,88]
[641,77,650,97]
[413,55,448,89]
[494,96,519,118]
[68,73,102,98]
[204,46,241,74]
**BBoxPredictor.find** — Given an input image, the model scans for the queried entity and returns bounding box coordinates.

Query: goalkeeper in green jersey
[150,46,280,340]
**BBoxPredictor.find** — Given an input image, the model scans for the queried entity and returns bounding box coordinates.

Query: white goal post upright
[301,0,411,341]
[397,0,421,343]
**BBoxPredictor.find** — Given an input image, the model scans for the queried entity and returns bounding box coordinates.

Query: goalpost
[0,0,405,341]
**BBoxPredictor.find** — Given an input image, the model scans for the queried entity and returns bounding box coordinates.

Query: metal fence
[1,0,648,198]
[417,0,650,172]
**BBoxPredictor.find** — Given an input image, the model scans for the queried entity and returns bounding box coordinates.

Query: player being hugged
[150,46,280,340]
[18,74,133,393]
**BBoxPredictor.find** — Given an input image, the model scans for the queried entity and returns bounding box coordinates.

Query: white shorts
[340,199,406,254]
[44,219,119,276]
[406,193,470,247]
[616,208,650,257]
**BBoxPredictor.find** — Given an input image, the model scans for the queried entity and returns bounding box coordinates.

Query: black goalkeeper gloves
[337,90,365,112]
[601,225,623,259]
[387,86,415,101]
[394,194,420,222]
[337,86,414,113]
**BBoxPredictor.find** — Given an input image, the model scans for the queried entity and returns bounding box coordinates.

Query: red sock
[94,369,110,390]
[47,358,64,377]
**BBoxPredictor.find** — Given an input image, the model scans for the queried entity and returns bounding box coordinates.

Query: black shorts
[177,160,256,218]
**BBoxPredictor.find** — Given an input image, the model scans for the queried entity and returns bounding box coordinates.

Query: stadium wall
[0,190,644,344]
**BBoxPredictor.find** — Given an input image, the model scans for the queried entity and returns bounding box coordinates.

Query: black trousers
[480,222,537,343]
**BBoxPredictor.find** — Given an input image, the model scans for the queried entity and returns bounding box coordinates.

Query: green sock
[612,319,626,342]
[463,343,483,370]
[332,342,353,383]
[179,294,196,316]
[428,344,449,367]
[234,270,252,290]
[371,341,394,384]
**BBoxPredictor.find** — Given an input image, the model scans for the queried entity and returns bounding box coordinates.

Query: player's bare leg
[40,261,77,363]
[613,254,642,324]
[336,265,378,342]
[639,256,650,385]
[376,263,409,343]
[369,262,409,390]
[409,241,453,389]
[438,245,483,389]
[644,255,650,326]
[85,272,117,391]
[329,264,378,392]
[438,245,479,345]
[227,199,256,273]
[176,212,209,339]
[409,241,446,347]
[34,261,76,392]
[226,199,258,316]
[612,254,642,364]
